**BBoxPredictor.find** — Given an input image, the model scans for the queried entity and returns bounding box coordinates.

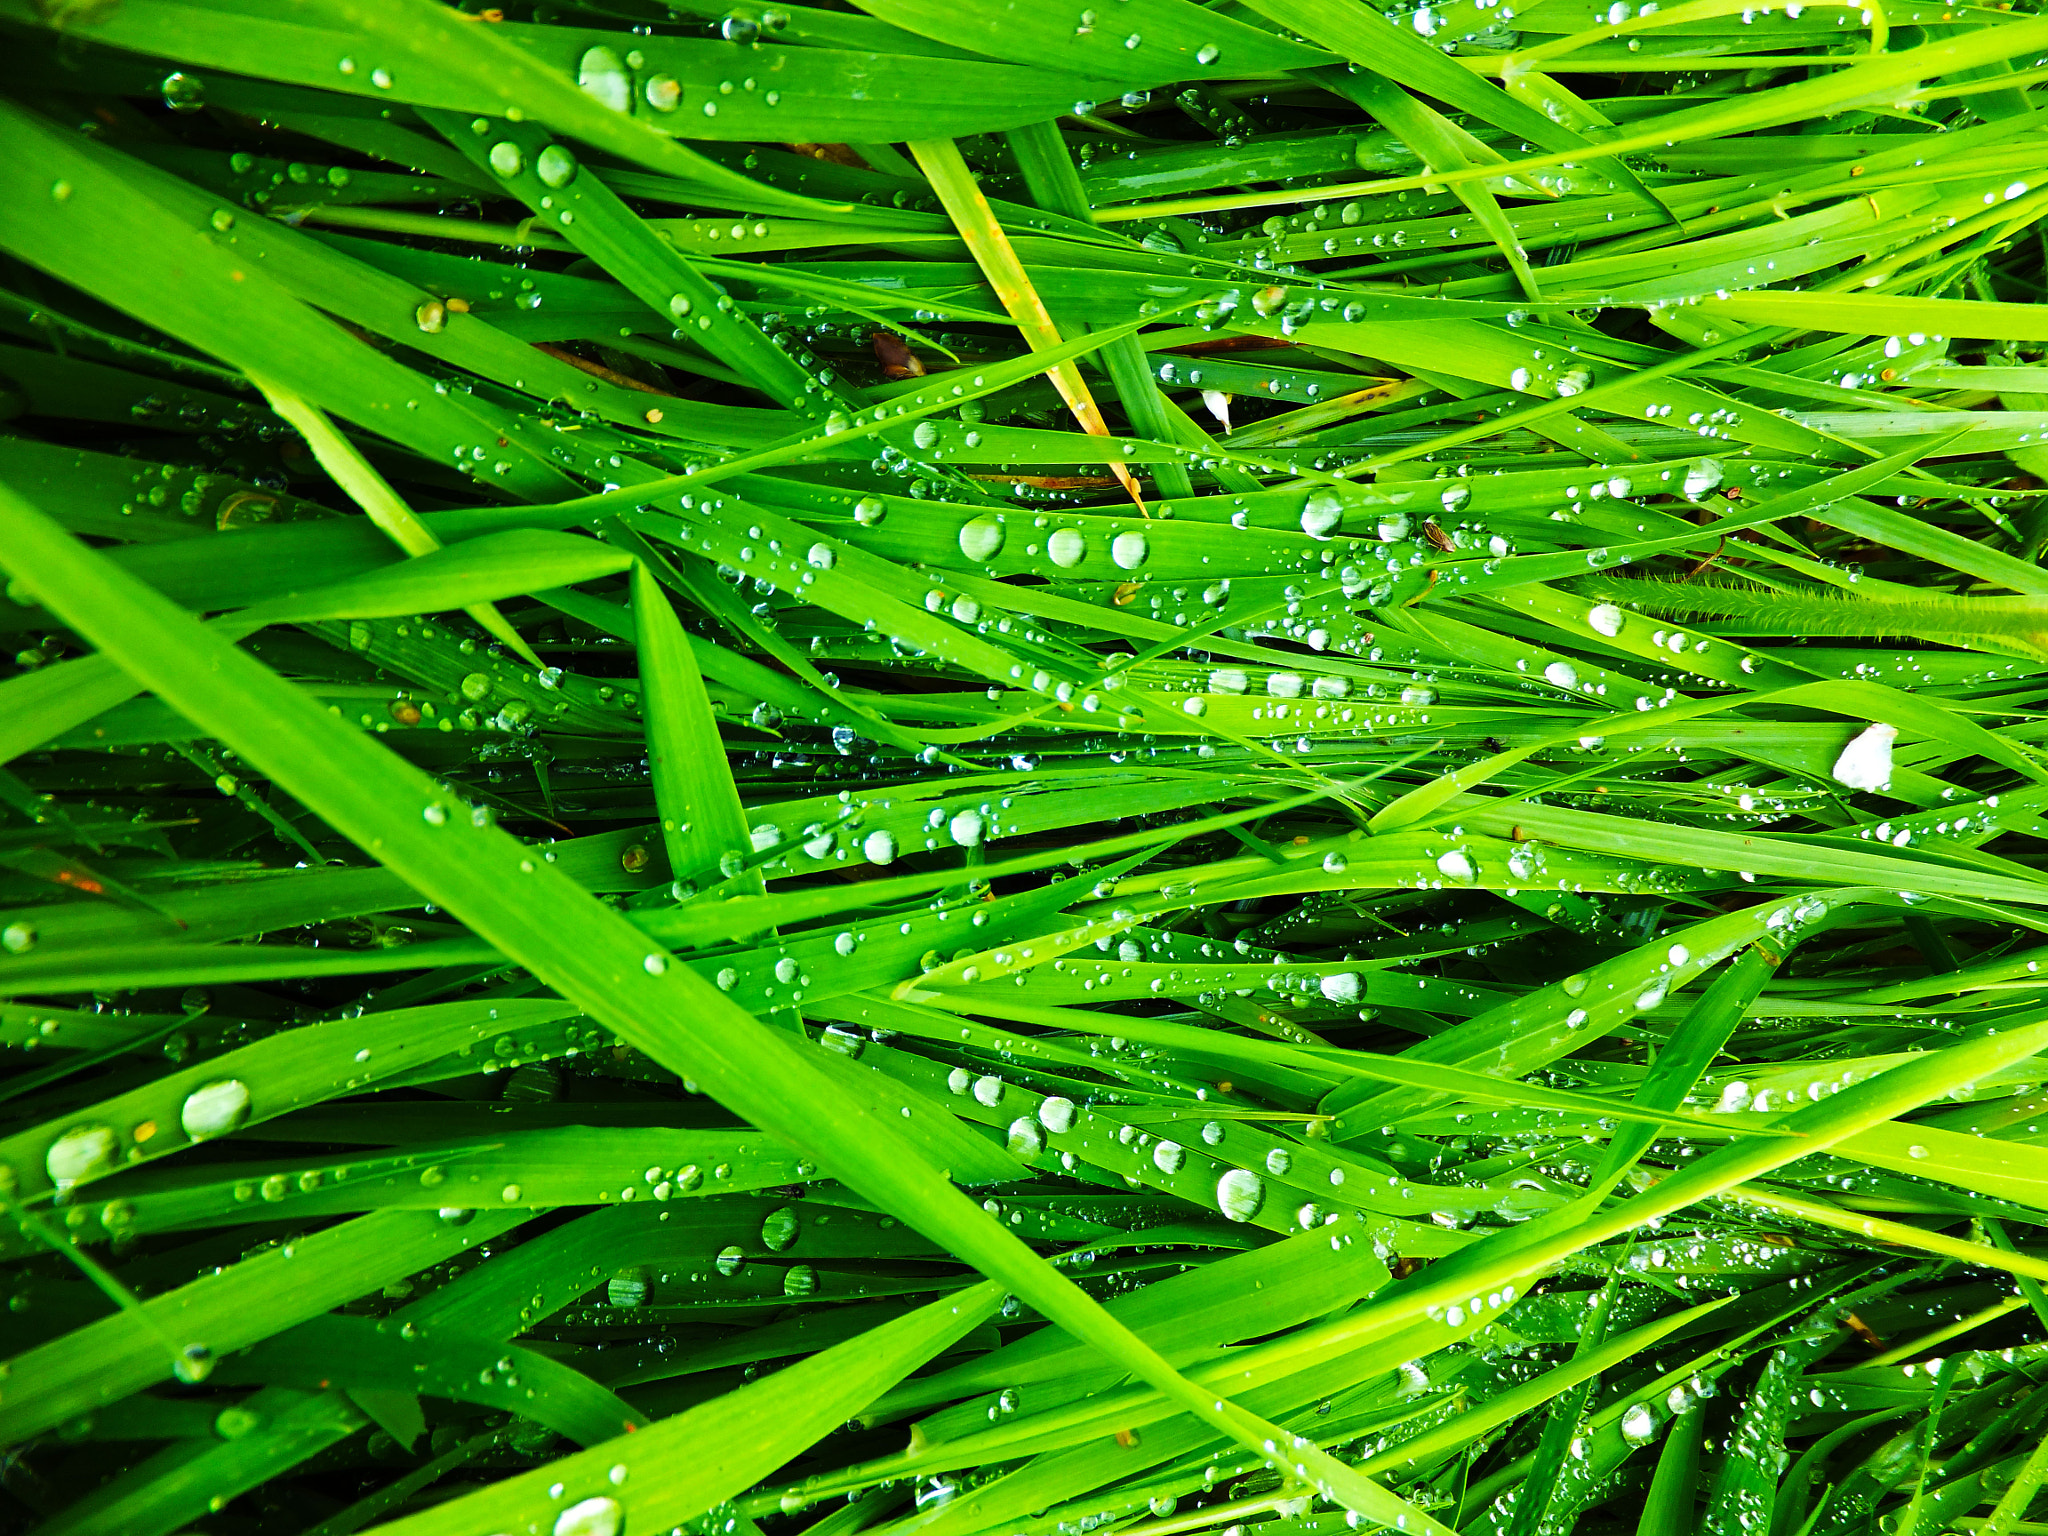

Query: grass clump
[6,2,2048,1534]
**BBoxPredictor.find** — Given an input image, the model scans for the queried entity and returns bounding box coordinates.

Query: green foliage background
[5,0,2048,1533]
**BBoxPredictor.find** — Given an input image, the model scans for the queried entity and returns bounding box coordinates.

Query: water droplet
[1543,661,1579,690]
[783,1264,817,1297]
[46,1124,117,1190]
[1,923,35,954]
[414,299,447,334]
[577,46,632,112]
[949,808,986,847]
[959,516,1005,562]
[1587,604,1624,637]
[487,141,524,178]
[1436,850,1477,883]
[645,74,682,111]
[1111,530,1149,569]
[1619,1403,1657,1446]
[161,71,205,113]
[1682,458,1724,499]
[761,1206,800,1251]
[1048,528,1087,568]
[973,1075,1005,1107]
[1152,1140,1186,1174]
[1196,42,1221,63]
[1318,970,1362,1002]
[1038,1097,1077,1134]
[1216,1168,1265,1221]
[1832,723,1896,792]
[1008,1116,1045,1155]
[536,145,578,189]
[180,1079,251,1141]
[173,1343,214,1384]
[553,1496,623,1536]
[1300,492,1344,538]
[854,495,886,526]
[862,829,897,865]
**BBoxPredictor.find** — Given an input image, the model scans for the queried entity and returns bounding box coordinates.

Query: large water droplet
[487,141,524,178]
[1300,491,1344,538]
[1216,1168,1265,1221]
[854,495,886,526]
[536,145,578,189]
[172,1343,214,1383]
[1152,1140,1186,1174]
[783,1264,817,1297]
[1047,528,1087,568]
[161,71,205,113]
[1038,1097,1077,1134]
[553,1495,623,1536]
[1008,1117,1045,1155]
[949,808,986,847]
[1111,530,1149,569]
[180,1079,251,1141]
[577,46,632,112]
[959,516,1005,562]
[1619,1403,1657,1446]
[1682,458,1724,499]
[862,829,897,865]
[1319,971,1362,1002]
[1587,604,1624,637]
[761,1206,800,1251]
[46,1124,117,1190]
[1832,722,1896,792]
